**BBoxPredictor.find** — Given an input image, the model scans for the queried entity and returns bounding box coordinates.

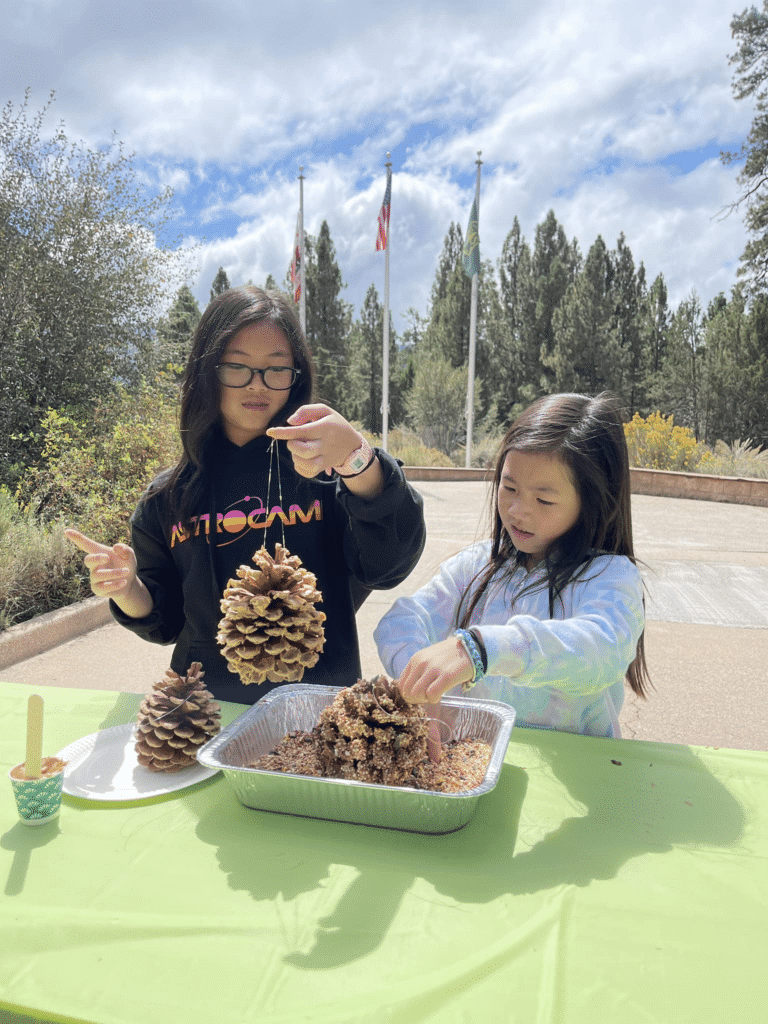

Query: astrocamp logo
[171,495,322,547]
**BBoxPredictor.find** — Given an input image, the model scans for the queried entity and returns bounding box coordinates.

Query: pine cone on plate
[216,543,326,685]
[317,676,429,785]
[135,662,221,773]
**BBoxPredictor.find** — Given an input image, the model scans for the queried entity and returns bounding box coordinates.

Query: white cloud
[0,0,754,329]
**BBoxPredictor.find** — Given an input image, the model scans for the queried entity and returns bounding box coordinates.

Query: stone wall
[403,465,768,507]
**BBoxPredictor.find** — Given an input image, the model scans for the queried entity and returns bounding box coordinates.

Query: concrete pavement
[2,485,767,751]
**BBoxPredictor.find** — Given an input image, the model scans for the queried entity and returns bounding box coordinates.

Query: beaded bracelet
[454,628,485,691]
[467,627,488,672]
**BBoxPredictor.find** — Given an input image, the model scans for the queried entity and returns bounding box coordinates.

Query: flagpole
[298,166,306,335]
[382,153,391,452]
[465,151,482,469]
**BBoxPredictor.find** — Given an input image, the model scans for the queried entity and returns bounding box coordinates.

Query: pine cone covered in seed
[216,543,326,685]
[135,662,221,773]
[317,676,429,786]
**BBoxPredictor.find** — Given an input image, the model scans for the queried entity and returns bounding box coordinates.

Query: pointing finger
[286,403,331,426]
[64,528,108,555]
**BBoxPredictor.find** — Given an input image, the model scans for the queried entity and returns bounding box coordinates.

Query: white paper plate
[57,723,219,801]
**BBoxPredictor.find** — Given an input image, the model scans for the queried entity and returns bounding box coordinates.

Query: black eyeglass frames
[215,363,300,390]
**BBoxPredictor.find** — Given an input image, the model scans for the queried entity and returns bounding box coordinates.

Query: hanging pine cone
[216,543,326,685]
[317,676,429,785]
[135,662,221,773]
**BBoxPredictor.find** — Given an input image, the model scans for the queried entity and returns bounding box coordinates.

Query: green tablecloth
[1,682,766,1024]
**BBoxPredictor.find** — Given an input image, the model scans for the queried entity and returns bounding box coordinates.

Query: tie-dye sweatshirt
[374,541,645,738]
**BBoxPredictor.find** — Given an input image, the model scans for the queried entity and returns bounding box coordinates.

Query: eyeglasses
[215,363,300,390]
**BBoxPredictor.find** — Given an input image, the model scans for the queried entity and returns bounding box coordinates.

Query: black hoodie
[110,431,426,704]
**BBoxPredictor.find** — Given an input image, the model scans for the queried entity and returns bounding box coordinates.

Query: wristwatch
[334,436,376,478]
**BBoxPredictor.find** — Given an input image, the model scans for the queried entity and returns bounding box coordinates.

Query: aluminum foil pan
[197,684,515,834]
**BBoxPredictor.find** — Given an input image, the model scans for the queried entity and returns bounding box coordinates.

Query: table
[1,683,766,1024]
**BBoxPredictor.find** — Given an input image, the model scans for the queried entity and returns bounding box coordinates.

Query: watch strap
[334,437,376,478]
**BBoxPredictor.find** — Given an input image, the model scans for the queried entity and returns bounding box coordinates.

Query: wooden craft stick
[25,694,44,780]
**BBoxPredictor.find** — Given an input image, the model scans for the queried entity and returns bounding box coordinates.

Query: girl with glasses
[67,286,426,704]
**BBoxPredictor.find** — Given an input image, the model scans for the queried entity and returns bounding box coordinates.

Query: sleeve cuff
[335,449,408,521]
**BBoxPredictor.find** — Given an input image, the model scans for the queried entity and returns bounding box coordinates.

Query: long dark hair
[150,286,315,525]
[459,392,651,697]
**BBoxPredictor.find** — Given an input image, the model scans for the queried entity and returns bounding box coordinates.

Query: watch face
[348,449,369,472]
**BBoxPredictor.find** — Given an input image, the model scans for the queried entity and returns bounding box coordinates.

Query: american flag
[290,212,301,302]
[376,169,391,251]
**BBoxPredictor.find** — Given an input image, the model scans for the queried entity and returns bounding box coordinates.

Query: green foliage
[610,233,647,414]
[18,377,181,545]
[699,438,768,478]
[2,375,180,628]
[155,284,201,375]
[304,222,352,412]
[495,218,540,418]
[406,353,481,457]
[423,222,473,367]
[641,273,670,374]
[210,265,231,300]
[699,290,768,447]
[548,235,619,393]
[347,284,386,433]
[724,2,768,290]
[354,426,455,467]
[530,210,581,387]
[0,92,192,486]
[0,487,84,630]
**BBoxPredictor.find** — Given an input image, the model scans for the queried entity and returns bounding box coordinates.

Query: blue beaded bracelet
[455,628,485,691]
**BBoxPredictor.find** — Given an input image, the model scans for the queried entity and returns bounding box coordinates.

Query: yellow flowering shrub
[623,411,705,471]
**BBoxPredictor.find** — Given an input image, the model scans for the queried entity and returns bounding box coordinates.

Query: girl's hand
[267,404,384,496]
[397,636,475,704]
[267,403,365,478]
[64,529,152,618]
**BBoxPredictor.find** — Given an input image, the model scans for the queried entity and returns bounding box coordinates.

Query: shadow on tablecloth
[189,730,746,970]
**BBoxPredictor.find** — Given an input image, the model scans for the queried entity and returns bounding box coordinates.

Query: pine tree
[698,290,768,446]
[155,285,201,373]
[210,266,231,300]
[698,293,744,445]
[348,285,383,433]
[738,294,768,445]
[530,211,581,386]
[547,236,620,395]
[304,221,351,412]
[609,234,647,414]
[407,353,473,456]
[640,273,670,377]
[723,3,768,290]
[477,260,514,422]
[497,219,541,412]
[423,223,473,368]
[650,291,705,437]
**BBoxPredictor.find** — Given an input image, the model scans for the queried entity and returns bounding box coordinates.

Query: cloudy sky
[2,0,752,330]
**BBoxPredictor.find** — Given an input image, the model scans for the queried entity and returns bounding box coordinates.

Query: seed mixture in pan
[248,677,492,792]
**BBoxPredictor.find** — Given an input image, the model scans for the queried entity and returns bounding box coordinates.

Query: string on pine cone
[317,676,429,785]
[135,662,221,773]
[216,543,326,685]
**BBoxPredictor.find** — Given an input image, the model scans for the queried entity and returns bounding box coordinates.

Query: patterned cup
[9,763,65,826]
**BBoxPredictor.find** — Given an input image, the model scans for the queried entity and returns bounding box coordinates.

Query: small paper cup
[9,763,65,826]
